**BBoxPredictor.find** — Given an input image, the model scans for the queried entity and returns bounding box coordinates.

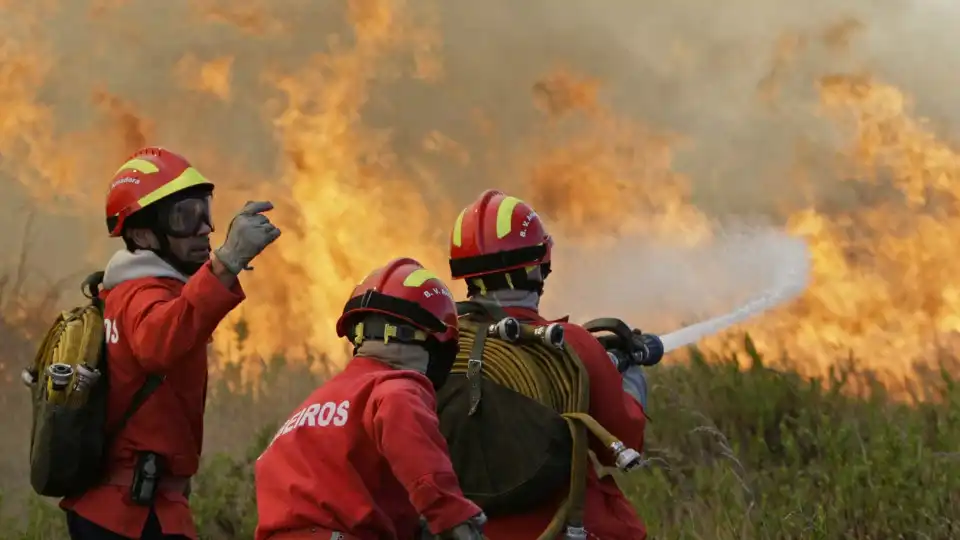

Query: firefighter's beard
[164,234,212,275]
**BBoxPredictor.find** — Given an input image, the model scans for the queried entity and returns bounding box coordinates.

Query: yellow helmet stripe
[451,209,466,247]
[115,158,159,175]
[496,196,523,238]
[137,167,211,207]
[403,268,440,288]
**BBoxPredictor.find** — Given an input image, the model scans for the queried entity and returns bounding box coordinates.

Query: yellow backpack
[23,271,162,497]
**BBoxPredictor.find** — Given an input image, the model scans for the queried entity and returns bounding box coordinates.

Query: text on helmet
[423,287,453,299]
[110,177,140,190]
[519,211,538,238]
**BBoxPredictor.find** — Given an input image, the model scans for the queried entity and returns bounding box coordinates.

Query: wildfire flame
[0,0,956,391]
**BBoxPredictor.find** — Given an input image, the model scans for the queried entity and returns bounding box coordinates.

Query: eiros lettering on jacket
[257,400,351,461]
[271,400,351,442]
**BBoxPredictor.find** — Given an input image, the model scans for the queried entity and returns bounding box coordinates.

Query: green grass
[1,335,958,539]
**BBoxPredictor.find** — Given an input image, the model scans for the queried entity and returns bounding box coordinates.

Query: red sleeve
[119,261,245,373]
[366,375,482,534]
[564,323,647,465]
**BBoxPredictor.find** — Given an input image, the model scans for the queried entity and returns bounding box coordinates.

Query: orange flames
[0,1,956,388]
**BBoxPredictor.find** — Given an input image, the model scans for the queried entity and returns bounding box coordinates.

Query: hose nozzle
[610,440,643,471]
[47,363,74,391]
[632,333,665,366]
[488,317,521,342]
[519,322,564,349]
[563,525,588,539]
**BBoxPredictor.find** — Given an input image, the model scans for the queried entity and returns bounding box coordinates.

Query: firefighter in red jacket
[254,257,486,540]
[447,189,649,540]
[61,147,281,540]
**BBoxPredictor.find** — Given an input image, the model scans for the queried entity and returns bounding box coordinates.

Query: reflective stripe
[472,278,487,295]
[352,321,428,345]
[137,167,211,207]
[114,158,158,175]
[452,209,466,247]
[402,268,440,287]
[495,196,522,238]
[383,323,427,343]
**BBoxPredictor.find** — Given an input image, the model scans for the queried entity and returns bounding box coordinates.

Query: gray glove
[213,201,282,274]
[437,512,487,540]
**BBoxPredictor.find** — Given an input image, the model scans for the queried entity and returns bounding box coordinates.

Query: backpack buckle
[467,356,483,416]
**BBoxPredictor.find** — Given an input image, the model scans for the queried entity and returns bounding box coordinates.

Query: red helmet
[336,257,459,346]
[105,147,214,237]
[449,189,553,280]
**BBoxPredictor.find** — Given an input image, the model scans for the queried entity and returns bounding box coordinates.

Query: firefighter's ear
[125,227,160,251]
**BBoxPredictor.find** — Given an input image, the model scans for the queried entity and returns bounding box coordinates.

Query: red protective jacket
[482,307,648,540]
[255,356,482,540]
[61,251,245,539]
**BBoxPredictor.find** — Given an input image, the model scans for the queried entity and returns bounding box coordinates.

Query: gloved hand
[213,201,282,274]
[437,512,487,540]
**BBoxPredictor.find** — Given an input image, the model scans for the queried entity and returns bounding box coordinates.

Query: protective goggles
[158,196,213,238]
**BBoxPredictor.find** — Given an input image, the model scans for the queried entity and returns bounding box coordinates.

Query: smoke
[425,0,946,213]
[548,226,813,334]
[0,0,956,345]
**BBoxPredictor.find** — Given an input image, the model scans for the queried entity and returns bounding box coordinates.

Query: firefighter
[61,147,281,540]
[447,189,649,540]
[254,257,486,540]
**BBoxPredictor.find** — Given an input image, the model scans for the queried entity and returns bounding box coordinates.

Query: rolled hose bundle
[450,316,642,540]
[24,300,105,409]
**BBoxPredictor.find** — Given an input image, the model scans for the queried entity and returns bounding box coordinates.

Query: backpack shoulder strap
[81,270,163,439]
[107,374,164,440]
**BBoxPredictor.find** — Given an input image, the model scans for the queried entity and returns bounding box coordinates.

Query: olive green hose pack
[436,301,635,540]
[23,271,161,498]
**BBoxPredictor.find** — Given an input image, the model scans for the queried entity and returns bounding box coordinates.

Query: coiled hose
[450,316,640,540]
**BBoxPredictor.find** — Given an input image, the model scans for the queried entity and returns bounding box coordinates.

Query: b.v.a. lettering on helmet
[272,400,350,441]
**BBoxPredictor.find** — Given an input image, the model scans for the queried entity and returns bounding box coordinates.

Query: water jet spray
[658,234,811,353]
[586,230,811,363]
